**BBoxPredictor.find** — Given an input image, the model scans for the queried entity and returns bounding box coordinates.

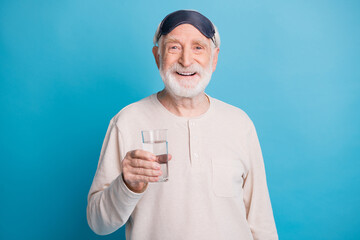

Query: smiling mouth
[176,71,197,76]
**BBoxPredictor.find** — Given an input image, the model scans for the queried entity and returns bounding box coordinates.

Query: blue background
[1,0,359,239]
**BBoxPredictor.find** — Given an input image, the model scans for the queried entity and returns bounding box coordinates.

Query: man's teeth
[177,72,196,76]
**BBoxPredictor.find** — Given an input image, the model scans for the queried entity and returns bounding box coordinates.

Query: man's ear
[152,46,160,69]
[212,47,220,72]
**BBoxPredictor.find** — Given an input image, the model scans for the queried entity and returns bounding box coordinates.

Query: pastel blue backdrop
[1,0,359,239]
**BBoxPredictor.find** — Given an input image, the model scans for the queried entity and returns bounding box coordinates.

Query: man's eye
[168,45,180,50]
[195,46,203,50]
[168,45,181,53]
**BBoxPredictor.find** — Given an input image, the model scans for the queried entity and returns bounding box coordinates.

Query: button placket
[188,120,200,167]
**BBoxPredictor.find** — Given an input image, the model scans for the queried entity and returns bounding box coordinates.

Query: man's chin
[171,74,200,87]
[168,90,201,99]
[165,84,204,98]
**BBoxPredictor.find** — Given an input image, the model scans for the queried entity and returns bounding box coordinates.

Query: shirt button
[194,153,199,158]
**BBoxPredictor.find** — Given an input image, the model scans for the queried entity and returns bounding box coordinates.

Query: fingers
[128,157,161,170]
[122,150,173,192]
[123,150,162,183]
[126,173,160,183]
[123,150,173,177]
[131,166,162,177]
[129,149,156,161]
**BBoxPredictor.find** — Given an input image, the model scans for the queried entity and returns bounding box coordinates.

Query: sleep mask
[155,10,216,44]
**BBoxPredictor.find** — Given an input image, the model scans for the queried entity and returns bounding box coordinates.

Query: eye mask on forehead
[156,10,215,44]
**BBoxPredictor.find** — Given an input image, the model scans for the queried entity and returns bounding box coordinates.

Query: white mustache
[169,63,204,75]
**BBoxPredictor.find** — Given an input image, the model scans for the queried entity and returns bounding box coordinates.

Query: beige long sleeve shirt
[87,93,278,240]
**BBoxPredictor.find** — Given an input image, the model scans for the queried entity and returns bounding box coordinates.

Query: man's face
[153,24,219,98]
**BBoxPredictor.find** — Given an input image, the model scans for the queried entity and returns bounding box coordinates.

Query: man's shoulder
[211,97,252,122]
[111,94,155,123]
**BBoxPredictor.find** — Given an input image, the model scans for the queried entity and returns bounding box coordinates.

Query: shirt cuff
[115,173,146,200]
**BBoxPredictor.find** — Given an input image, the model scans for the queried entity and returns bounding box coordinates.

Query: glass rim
[141,129,168,143]
[141,129,168,134]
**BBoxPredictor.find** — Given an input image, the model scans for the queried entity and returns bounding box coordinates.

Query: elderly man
[87,10,278,240]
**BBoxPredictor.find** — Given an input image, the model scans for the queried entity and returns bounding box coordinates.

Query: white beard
[159,60,213,98]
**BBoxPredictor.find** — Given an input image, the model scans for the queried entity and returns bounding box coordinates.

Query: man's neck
[157,89,210,118]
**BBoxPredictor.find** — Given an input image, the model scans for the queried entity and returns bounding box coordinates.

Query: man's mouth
[176,71,197,76]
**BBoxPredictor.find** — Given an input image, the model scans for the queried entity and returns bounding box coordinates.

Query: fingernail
[154,163,161,169]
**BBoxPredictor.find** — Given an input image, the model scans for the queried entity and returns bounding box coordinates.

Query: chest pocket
[212,158,245,198]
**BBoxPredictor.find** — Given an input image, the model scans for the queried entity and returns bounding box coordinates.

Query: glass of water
[141,129,169,182]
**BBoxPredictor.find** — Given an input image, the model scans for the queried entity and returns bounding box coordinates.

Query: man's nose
[178,48,193,67]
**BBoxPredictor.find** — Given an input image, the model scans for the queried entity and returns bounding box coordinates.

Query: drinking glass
[141,129,169,182]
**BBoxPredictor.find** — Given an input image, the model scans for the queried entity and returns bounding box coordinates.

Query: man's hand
[122,150,172,193]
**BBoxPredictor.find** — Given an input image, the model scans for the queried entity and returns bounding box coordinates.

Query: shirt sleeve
[243,123,278,240]
[86,118,144,235]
